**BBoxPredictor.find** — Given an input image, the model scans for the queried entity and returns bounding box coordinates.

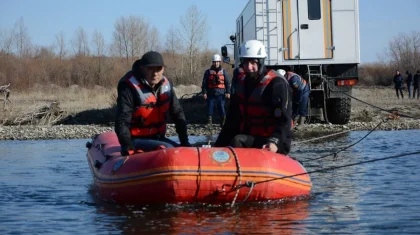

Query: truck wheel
[326,98,351,124]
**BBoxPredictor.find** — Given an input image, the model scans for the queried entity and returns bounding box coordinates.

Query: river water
[1,130,420,234]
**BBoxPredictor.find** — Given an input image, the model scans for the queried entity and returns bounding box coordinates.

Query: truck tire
[326,98,351,124]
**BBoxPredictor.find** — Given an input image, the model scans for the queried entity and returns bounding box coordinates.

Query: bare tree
[0,28,15,54]
[13,17,32,57]
[164,25,182,59]
[92,29,106,83]
[71,27,90,56]
[178,5,208,82]
[386,31,420,72]
[148,26,160,51]
[112,16,149,64]
[92,30,105,57]
[55,31,67,61]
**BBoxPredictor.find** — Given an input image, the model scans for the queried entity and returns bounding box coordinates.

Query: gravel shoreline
[1,119,419,141]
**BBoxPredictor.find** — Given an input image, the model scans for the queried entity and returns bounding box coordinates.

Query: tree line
[0,5,232,90]
[0,6,418,90]
[359,31,420,86]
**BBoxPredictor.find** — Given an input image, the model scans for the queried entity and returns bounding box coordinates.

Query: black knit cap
[139,51,165,67]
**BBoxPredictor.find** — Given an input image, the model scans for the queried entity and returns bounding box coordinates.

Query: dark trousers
[230,134,290,155]
[407,85,412,98]
[132,137,179,152]
[395,88,404,99]
[414,86,420,99]
[207,95,226,117]
[292,93,309,118]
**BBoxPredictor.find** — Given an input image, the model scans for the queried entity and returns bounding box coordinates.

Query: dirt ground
[1,85,420,126]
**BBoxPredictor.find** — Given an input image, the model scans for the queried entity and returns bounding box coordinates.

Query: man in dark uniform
[214,40,293,154]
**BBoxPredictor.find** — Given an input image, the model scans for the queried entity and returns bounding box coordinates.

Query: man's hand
[121,146,134,156]
[203,94,207,100]
[262,142,278,153]
[181,141,192,147]
[225,93,230,99]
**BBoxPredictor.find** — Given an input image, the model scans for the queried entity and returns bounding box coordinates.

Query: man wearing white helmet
[201,53,231,126]
[215,40,293,154]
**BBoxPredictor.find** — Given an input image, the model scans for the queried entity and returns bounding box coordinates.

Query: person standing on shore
[115,51,191,156]
[393,70,404,99]
[414,70,420,99]
[201,54,231,126]
[406,70,413,99]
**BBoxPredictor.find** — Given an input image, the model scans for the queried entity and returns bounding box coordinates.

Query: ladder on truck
[255,0,279,65]
[307,65,330,123]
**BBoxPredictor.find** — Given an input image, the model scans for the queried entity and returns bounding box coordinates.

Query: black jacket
[406,73,413,86]
[115,61,189,150]
[214,69,293,154]
[414,74,420,87]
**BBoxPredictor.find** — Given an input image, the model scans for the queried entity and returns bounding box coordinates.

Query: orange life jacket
[125,75,171,137]
[286,72,307,91]
[208,69,225,89]
[237,67,245,80]
[235,70,279,137]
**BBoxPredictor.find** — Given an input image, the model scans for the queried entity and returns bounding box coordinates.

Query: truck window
[308,0,321,20]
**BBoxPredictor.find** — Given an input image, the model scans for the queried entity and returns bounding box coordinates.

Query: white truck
[221,0,360,124]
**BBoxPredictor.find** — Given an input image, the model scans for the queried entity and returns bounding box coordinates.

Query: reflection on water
[91,197,311,234]
[1,130,420,234]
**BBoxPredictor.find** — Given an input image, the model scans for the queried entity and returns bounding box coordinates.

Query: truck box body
[226,0,361,124]
[235,0,360,66]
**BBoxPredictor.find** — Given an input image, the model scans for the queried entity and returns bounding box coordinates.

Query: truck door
[283,0,333,60]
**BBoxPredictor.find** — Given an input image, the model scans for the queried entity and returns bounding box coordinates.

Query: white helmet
[212,54,221,62]
[277,69,286,77]
[239,40,267,59]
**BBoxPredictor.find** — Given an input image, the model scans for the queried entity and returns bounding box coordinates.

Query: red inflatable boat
[86,132,311,205]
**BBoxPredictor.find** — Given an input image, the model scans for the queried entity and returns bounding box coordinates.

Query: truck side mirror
[223,57,230,64]
[221,46,228,57]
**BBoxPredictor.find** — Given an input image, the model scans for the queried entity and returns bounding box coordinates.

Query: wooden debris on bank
[0,83,11,110]
[13,101,67,125]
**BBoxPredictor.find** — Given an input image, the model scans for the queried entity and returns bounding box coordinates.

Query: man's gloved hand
[121,145,135,156]
[181,141,192,147]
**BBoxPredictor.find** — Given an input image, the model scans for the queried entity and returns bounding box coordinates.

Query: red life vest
[286,72,307,90]
[208,69,225,89]
[235,70,279,137]
[237,67,245,80]
[125,74,171,137]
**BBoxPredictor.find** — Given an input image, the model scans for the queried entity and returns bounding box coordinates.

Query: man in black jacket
[414,70,420,99]
[214,40,293,154]
[115,51,191,156]
[406,70,413,99]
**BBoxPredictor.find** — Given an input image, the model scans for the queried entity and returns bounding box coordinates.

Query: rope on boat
[228,146,242,207]
[194,147,202,203]
[230,150,420,191]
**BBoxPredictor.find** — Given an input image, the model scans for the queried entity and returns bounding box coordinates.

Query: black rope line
[300,118,387,163]
[330,86,420,120]
[230,150,420,191]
